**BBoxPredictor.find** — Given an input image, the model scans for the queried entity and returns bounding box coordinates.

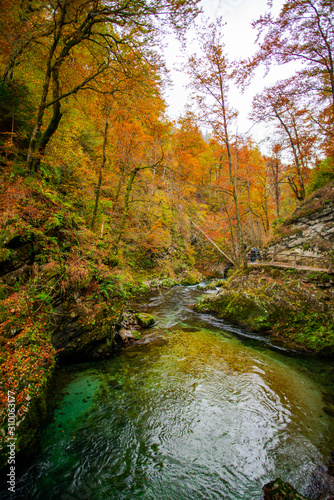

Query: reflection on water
[3,285,334,500]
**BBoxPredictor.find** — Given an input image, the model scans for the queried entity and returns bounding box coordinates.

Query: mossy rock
[160,278,177,288]
[194,266,334,355]
[226,269,236,279]
[196,289,272,331]
[180,271,201,286]
[223,291,272,330]
[197,280,221,291]
[135,313,155,328]
[263,478,309,499]
[215,279,225,287]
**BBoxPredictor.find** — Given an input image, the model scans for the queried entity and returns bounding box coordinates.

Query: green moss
[180,270,201,286]
[226,268,236,279]
[222,291,272,331]
[160,277,177,288]
[269,268,282,279]
[194,268,334,356]
[0,285,9,300]
[131,330,142,339]
[135,313,155,328]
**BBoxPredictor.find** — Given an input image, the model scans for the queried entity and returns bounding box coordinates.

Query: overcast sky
[163,0,296,149]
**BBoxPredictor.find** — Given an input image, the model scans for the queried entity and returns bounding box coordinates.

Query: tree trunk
[222,194,237,262]
[246,165,256,242]
[189,217,235,266]
[270,158,281,218]
[32,66,63,172]
[91,117,109,230]
[115,167,139,248]
[274,109,305,201]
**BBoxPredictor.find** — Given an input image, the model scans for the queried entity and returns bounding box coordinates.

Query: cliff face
[263,182,334,270]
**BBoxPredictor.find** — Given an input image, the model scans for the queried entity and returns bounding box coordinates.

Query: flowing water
[3,284,334,499]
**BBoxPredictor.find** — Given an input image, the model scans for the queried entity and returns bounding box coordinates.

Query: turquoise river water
[2,284,334,499]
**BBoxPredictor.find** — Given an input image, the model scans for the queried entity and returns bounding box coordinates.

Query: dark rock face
[0,235,35,284]
[51,300,123,363]
[0,234,125,363]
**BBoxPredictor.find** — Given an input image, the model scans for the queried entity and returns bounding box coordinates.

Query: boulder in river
[263,478,308,499]
[135,313,155,328]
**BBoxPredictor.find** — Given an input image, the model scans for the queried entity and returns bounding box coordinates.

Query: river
[3,284,334,499]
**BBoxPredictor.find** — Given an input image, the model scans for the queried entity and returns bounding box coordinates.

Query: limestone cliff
[263,182,334,270]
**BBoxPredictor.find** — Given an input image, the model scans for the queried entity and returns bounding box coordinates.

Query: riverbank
[194,265,334,359]
[2,283,334,500]
[0,174,207,470]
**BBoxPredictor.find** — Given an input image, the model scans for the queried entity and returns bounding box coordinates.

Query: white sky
[163,0,297,149]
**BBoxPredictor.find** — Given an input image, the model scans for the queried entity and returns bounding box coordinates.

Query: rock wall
[262,183,334,270]
[263,205,334,269]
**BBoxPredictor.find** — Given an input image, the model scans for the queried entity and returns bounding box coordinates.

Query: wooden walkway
[249,261,331,273]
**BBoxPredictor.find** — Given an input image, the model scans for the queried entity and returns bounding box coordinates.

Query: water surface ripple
[4,284,334,499]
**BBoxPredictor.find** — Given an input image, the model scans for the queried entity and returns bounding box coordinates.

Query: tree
[0,0,52,84]
[172,112,208,189]
[250,0,334,143]
[252,83,316,201]
[0,0,200,173]
[91,109,110,231]
[266,144,285,218]
[187,19,247,267]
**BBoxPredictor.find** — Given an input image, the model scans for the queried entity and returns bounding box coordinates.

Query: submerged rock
[323,392,334,405]
[263,478,308,499]
[323,406,334,417]
[305,464,334,500]
[180,327,201,332]
[118,328,142,342]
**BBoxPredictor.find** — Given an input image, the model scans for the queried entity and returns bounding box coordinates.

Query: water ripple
[3,286,334,500]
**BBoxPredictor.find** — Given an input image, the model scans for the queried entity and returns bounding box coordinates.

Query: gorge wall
[262,182,334,271]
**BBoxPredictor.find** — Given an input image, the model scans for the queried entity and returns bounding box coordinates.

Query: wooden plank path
[187,217,332,274]
[248,261,331,273]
